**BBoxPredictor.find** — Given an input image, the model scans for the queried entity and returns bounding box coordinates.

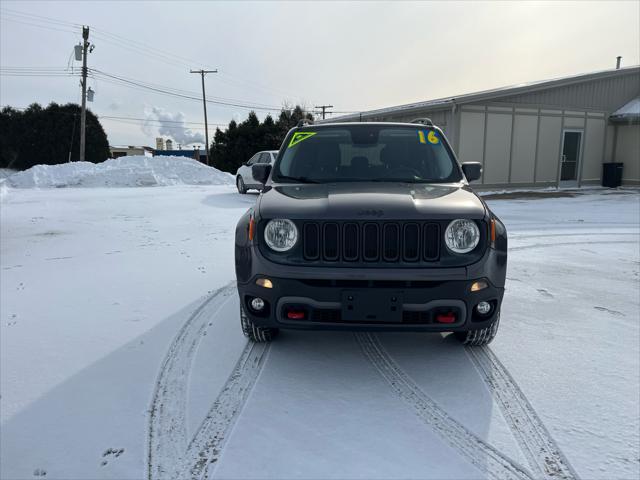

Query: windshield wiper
[275,175,321,184]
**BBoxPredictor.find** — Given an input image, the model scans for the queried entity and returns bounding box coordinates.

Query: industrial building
[109,145,154,158]
[154,148,207,160]
[109,142,206,161]
[327,65,640,188]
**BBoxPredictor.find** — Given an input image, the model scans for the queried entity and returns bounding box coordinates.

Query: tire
[240,303,279,342]
[236,176,247,194]
[455,313,500,346]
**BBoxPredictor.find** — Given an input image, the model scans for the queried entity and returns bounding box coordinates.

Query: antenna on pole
[190,69,218,166]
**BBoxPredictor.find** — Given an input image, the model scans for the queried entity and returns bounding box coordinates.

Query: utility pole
[79,26,90,162]
[315,104,333,120]
[190,69,217,166]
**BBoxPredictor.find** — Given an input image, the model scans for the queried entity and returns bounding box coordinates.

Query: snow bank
[0,180,8,202]
[0,168,17,179]
[6,156,234,188]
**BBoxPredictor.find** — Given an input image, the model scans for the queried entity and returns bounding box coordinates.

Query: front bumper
[238,275,503,332]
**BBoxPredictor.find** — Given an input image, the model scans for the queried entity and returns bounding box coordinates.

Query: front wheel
[240,304,279,342]
[236,176,247,194]
[455,314,500,346]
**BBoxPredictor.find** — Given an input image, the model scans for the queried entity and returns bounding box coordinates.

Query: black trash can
[602,162,623,188]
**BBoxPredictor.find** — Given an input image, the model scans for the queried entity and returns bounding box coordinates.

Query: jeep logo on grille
[357,209,384,217]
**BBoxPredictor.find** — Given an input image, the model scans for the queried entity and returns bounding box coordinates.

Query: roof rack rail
[410,118,434,126]
[297,118,314,127]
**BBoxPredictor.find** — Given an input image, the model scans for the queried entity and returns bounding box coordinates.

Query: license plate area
[341,290,403,323]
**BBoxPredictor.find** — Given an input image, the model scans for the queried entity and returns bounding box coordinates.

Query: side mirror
[252,164,272,185]
[461,162,482,182]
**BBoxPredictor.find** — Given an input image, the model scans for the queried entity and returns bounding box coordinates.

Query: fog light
[250,297,265,311]
[256,278,273,289]
[476,301,491,315]
[470,280,488,292]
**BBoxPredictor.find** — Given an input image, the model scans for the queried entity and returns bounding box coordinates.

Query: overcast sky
[1,0,638,147]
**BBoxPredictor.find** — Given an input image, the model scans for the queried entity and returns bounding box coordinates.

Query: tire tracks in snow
[467,347,579,480]
[511,232,638,240]
[181,341,269,480]
[355,332,534,480]
[147,283,237,480]
[510,240,636,252]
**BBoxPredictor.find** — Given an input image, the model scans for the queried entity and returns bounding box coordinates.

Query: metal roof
[610,97,640,123]
[326,65,640,122]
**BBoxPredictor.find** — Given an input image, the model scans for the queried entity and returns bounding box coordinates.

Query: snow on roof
[610,97,640,122]
[325,65,640,122]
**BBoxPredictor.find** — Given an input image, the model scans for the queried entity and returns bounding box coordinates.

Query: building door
[559,130,582,186]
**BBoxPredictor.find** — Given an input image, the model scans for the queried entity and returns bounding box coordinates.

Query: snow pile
[0,180,8,202]
[0,168,17,179]
[6,156,234,188]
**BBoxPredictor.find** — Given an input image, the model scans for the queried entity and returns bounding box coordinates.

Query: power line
[0,7,82,28]
[89,68,286,113]
[0,9,79,35]
[91,29,205,71]
[0,66,79,77]
[101,115,223,126]
[0,73,79,77]
[1,7,307,102]
[0,66,73,71]
[0,106,227,128]
[0,9,361,118]
[88,68,279,108]
[100,117,209,131]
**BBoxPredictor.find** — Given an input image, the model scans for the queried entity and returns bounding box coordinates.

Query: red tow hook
[286,310,306,320]
[436,312,456,324]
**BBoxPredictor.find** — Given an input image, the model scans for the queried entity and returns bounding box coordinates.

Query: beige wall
[535,116,563,183]
[510,115,537,183]
[581,118,606,182]
[483,113,512,184]
[564,115,585,128]
[604,125,615,162]
[615,124,640,183]
[456,105,611,187]
[458,111,485,165]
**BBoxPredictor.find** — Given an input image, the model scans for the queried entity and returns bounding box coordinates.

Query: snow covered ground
[6,156,233,188]
[1,183,638,480]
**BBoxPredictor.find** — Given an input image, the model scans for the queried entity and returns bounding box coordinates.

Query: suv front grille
[302,221,440,264]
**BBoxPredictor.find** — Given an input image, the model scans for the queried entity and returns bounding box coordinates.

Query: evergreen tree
[0,102,110,170]
[209,105,313,173]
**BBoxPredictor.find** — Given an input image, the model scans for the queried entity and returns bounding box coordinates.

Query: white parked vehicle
[236,150,279,194]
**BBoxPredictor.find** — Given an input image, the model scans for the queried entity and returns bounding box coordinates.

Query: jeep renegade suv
[234,121,507,346]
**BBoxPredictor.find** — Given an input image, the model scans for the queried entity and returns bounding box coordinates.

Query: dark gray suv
[234,121,507,346]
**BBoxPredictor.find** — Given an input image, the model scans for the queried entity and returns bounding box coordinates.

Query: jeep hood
[258,183,486,220]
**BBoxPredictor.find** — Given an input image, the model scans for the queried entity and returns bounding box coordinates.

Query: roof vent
[410,118,434,126]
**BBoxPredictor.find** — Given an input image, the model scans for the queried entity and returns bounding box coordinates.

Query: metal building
[109,145,154,158]
[327,66,640,188]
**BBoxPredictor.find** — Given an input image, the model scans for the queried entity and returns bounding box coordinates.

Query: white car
[235,150,279,194]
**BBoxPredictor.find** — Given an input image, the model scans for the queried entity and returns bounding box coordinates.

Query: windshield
[273,125,462,183]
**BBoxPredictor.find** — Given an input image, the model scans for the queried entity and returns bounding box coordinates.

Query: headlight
[445,219,480,254]
[264,219,298,252]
